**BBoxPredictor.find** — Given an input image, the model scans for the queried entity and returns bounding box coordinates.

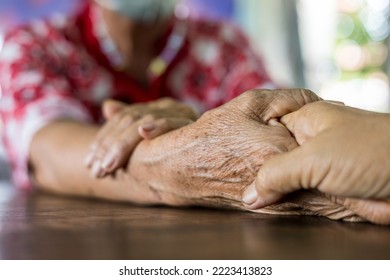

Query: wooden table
[1,184,390,260]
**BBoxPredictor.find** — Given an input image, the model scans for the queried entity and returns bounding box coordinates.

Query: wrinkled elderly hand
[128,90,360,217]
[243,101,390,225]
[85,98,197,178]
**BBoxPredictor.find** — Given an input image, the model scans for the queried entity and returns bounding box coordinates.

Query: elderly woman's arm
[30,89,315,206]
[30,121,159,204]
[30,97,198,203]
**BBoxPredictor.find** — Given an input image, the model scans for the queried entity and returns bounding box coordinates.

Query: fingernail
[141,123,156,132]
[242,183,258,205]
[101,152,116,171]
[91,160,104,178]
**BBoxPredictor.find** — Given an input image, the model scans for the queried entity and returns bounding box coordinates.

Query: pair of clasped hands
[84,89,390,225]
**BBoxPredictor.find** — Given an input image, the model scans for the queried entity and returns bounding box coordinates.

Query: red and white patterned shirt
[0,4,273,189]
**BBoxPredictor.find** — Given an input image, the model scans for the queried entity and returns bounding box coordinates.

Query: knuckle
[182,106,198,119]
[298,88,320,103]
[158,118,169,128]
[128,109,141,117]
[243,89,270,99]
[240,89,261,101]
[113,111,126,122]
[111,141,127,155]
[235,90,270,119]
[120,114,136,126]
[142,114,156,122]
[241,90,268,107]
[157,97,176,108]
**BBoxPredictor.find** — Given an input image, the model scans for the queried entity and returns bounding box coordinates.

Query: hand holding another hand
[243,101,390,224]
[129,89,322,208]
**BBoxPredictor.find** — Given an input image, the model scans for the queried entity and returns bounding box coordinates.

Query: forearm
[30,121,162,204]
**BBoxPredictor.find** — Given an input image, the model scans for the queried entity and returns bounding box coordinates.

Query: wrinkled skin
[127,89,366,222]
[244,101,390,225]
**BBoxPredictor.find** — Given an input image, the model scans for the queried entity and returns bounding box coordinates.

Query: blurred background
[1,0,390,181]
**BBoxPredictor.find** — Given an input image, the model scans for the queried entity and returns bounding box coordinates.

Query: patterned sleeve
[0,27,92,189]
[217,22,275,103]
[171,20,276,112]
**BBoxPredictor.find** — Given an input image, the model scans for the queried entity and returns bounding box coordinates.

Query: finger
[242,146,310,209]
[91,159,105,178]
[88,122,127,177]
[267,118,286,129]
[84,111,129,168]
[138,118,193,140]
[99,124,144,174]
[279,112,313,145]
[84,121,117,168]
[281,101,345,132]
[259,88,321,122]
[151,97,176,109]
[280,101,343,144]
[85,111,139,169]
[342,198,390,225]
[102,99,127,120]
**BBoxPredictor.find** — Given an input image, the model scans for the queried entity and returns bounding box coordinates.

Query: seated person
[0,0,272,188]
[0,1,381,224]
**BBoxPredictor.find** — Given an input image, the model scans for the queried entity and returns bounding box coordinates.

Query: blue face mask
[95,0,178,22]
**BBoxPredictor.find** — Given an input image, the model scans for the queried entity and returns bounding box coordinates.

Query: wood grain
[1,185,390,259]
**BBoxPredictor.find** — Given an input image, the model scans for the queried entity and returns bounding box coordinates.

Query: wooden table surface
[1,184,390,260]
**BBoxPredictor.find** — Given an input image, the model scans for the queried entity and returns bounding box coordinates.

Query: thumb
[103,99,127,120]
[280,111,315,145]
[281,101,347,145]
[242,146,309,209]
